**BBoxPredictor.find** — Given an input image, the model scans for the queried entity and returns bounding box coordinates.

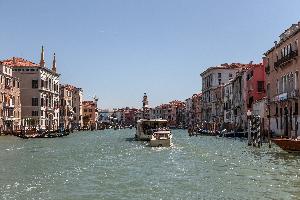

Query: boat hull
[150,138,171,147]
[272,138,300,152]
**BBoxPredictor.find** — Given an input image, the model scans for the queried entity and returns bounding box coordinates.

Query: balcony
[2,102,14,108]
[288,89,300,99]
[46,107,55,113]
[273,89,300,102]
[274,50,298,69]
[3,116,14,121]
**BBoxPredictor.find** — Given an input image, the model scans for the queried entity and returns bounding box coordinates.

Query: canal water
[1,129,300,200]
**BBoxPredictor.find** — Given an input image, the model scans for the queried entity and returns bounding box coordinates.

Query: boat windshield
[153,132,169,139]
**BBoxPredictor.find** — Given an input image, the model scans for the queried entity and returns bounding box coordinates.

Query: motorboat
[135,119,169,141]
[150,130,172,147]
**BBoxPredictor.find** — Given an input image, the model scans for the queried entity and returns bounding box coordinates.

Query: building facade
[246,63,266,111]
[213,85,224,130]
[264,21,300,137]
[200,63,242,127]
[192,93,202,128]
[83,100,98,129]
[185,97,193,128]
[232,69,248,131]
[3,47,60,131]
[0,62,21,132]
[223,82,233,126]
[59,84,83,130]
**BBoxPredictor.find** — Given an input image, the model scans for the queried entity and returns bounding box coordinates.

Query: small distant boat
[272,138,300,152]
[150,130,172,147]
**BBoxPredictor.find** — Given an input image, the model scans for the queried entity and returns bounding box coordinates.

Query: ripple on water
[1,130,300,199]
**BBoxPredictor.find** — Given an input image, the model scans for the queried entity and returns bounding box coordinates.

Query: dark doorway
[284,107,289,137]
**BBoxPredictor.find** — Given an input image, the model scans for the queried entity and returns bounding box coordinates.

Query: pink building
[246,63,266,111]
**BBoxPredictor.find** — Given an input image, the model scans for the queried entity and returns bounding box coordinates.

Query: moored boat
[272,138,300,152]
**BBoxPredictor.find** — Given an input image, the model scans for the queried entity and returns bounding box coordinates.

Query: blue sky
[0,0,299,109]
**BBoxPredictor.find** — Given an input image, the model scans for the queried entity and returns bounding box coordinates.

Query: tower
[52,53,57,72]
[93,95,99,108]
[142,93,149,119]
[40,46,45,67]
[142,93,148,108]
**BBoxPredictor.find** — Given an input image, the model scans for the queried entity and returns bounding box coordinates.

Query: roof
[264,21,300,55]
[1,57,60,76]
[60,84,82,92]
[200,63,246,76]
[2,57,39,67]
[192,93,202,98]
[83,101,96,107]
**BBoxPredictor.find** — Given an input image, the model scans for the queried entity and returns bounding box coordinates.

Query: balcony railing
[274,50,298,69]
[288,89,300,99]
[3,116,14,121]
[2,102,14,108]
[272,89,300,102]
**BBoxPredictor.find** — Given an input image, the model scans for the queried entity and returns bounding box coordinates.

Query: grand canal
[1,129,300,200]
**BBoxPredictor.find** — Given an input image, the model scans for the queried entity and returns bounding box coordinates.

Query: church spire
[40,45,45,67]
[52,53,57,72]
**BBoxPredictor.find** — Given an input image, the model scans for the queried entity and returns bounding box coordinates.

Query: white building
[200,63,242,123]
[6,47,60,130]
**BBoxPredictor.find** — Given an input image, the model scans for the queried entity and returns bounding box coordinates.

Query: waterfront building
[185,97,193,128]
[149,107,162,120]
[232,68,248,131]
[134,109,143,122]
[200,63,242,128]
[72,86,84,128]
[126,108,139,126]
[192,93,202,128]
[0,62,21,132]
[176,101,186,128]
[264,21,300,137]
[99,109,114,123]
[213,85,224,130]
[168,100,185,128]
[114,108,125,125]
[82,100,98,129]
[246,63,266,111]
[159,104,170,121]
[149,108,155,119]
[3,47,60,131]
[223,82,233,128]
[59,84,83,130]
